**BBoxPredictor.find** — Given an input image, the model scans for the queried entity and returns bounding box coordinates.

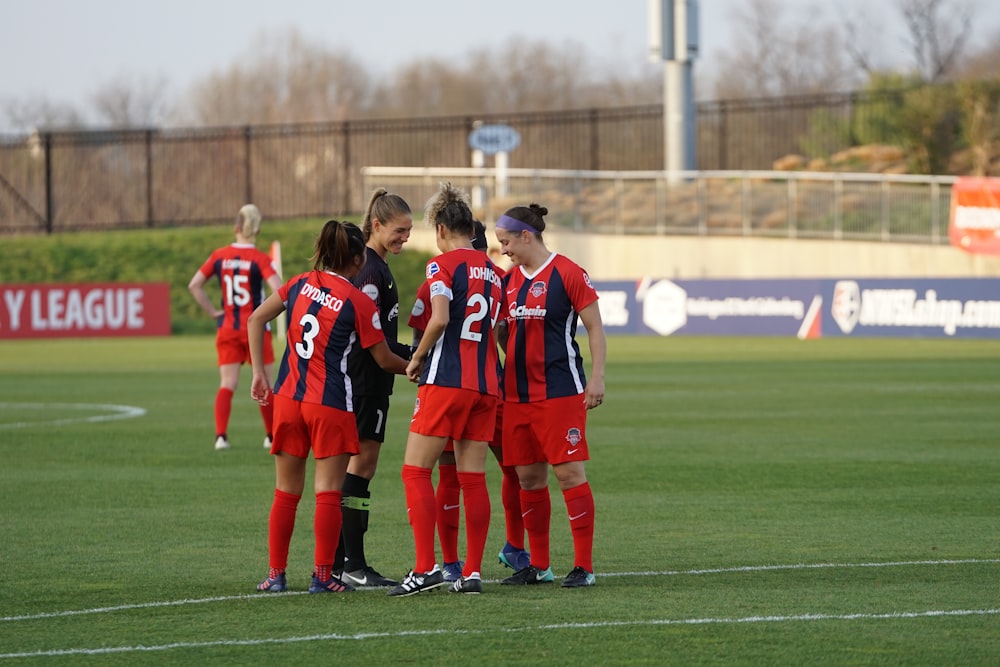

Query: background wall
[406,228,1000,280]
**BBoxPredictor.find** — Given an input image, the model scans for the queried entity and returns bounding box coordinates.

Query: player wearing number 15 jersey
[247,220,409,595]
[188,204,282,451]
[388,183,503,597]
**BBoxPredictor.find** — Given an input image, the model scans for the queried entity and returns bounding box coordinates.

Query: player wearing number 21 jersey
[388,183,503,597]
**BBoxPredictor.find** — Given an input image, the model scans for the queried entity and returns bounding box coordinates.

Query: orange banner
[949,177,1000,254]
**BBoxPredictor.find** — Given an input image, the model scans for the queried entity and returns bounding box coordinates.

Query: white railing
[361,167,958,244]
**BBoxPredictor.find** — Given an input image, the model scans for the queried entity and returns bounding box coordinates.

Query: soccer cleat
[561,566,596,588]
[342,565,399,588]
[263,435,272,450]
[256,572,287,592]
[500,565,555,585]
[498,542,531,571]
[448,573,483,594]
[308,573,355,593]
[442,561,465,582]
[214,436,230,450]
[386,567,447,597]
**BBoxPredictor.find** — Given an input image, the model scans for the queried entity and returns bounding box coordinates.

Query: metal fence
[362,166,958,245]
[0,87,974,235]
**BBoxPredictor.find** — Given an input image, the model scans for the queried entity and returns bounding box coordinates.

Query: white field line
[0,402,146,429]
[3,558,997,624]
[1,608,998,659]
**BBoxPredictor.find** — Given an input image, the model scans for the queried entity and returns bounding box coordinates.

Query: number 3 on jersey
[295,313,321,359]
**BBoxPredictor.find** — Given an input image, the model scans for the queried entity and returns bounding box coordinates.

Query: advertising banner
[593,278,1000,339]
[949,177,1000,254]
[0,283,171,339]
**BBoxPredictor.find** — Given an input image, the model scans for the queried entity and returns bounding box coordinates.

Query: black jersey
[347,246,409,396]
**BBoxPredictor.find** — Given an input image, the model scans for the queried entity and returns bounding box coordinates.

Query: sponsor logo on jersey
[426,261,441,279]
[361,283,379,302]
[371,311,382,330]
[583,272,594,289]
[410,298,426,317]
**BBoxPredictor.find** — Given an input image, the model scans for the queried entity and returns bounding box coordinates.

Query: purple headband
[496,214,538,234]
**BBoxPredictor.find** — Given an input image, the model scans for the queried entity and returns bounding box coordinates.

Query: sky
[1,0,997,131]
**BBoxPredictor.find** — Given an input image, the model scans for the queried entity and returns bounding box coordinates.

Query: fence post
[590,108,599,171]
[342,121,351,215]
[145,129,154,227]
[244,126,253,204]
[44,132,53,234]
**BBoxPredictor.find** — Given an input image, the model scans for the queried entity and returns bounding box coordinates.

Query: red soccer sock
[435,464,461,563]
[563,482,595,573]
[402,464,437,573]
[259,401,274,440]
[457,471,490,575]
[501,465,525,549]
[520,487,552,570]
[268,489,301,571]
[214,387,234,437]
[314,490,343,578]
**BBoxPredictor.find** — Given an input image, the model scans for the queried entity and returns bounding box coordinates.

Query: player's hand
[584,378,605,410]
[250,374,271,405]
[406,356,425,383]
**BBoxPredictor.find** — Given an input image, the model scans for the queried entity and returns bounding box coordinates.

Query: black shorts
[354,395,391,443]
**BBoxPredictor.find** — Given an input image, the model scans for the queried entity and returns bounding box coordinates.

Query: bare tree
[898,0,972,82]
[712,0,857,99]
[181,28,371,126]
[91,73,173,128]
[0,96,84,134]
[846,0,973,82]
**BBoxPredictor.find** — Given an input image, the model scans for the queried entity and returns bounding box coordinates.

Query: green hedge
[0,220,433,335]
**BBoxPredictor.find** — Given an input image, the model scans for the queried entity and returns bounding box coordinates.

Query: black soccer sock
[341,473,371,571]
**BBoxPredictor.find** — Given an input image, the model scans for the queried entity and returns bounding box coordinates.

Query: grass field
[1,335,998,665]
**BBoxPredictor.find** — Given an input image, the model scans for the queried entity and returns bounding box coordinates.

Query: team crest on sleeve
[362,284,379,301]
[565,427,582,445]
[371,311,383,330]
[411,298,425,317]
[583,272,594,289]
[426,262,441,279]
[529,281,547,298]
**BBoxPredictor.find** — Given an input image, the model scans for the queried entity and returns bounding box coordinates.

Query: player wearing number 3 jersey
[388,183,503,597]
[188,204,282,451]
[247,220,409,594]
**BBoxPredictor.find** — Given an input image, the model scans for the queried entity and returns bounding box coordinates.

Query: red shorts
[217,327,274,366]
[410,385,497,443]
[489,401,504,448]
[271,393,360,459]
[502,394,589,466]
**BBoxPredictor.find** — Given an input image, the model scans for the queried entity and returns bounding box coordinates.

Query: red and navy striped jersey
[273,270,385,411]
[502,253,599,403]
[197,243,278,331]
[419,248,503,396]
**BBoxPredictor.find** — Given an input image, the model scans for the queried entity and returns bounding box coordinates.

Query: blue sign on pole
[468,124,520,155]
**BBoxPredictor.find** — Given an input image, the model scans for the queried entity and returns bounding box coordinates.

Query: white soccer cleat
[214,436,231,450]
[263,436,272,450]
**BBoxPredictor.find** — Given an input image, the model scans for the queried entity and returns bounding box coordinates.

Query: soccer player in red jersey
[494,203,607,589]
[188,204,282,451]
[388,184,503,597]
[247,220,409,594]
[406,221,529,583]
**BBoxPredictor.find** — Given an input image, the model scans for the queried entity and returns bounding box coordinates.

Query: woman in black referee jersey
[337,188,414,588]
